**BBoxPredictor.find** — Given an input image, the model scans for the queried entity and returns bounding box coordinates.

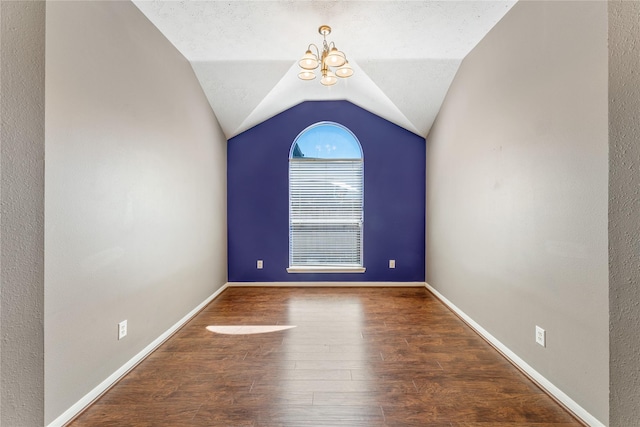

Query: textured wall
[45,2,227,423]
[227,101,426,282]
[609,2,640,425]
[426,1,608,423]
[0,1,45,425]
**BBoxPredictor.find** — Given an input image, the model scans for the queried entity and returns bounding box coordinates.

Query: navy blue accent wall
[227,101,425,282]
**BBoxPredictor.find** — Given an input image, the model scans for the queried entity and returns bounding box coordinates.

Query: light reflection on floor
[206,325,296,335]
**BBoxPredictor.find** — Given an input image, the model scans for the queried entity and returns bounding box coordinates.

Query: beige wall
[426,1,608,423]
[0,1,45,425]
[44,1,227,423]
[609,1,640,425]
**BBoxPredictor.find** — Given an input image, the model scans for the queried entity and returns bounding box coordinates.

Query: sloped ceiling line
[133,1,517,139]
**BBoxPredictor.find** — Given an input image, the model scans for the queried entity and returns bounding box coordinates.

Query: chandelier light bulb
[336,62,353,78]
[298,70,316,80]
[326,48,346,67]
[299,50,319,70]
[321,70,338,86]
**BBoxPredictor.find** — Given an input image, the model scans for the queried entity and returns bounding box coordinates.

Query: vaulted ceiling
[133,1,516,139]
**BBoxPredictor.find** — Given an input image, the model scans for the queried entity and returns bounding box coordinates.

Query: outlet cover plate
[535,325,545,347]
[118,320,128,340]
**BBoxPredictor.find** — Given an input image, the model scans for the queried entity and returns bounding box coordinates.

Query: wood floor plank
[69,287,584,426]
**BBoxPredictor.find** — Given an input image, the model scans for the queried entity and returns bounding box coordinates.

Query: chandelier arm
[307,44,320,58]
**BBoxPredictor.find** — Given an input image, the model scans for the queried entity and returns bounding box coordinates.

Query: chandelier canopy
[298,25,354,86]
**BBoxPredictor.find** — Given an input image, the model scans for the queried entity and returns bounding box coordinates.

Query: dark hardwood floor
[70,287,583,426]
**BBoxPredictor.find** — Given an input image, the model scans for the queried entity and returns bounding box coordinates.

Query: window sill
[287,266,366,274]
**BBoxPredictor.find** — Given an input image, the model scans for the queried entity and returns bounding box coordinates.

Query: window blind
[289,159,364,267]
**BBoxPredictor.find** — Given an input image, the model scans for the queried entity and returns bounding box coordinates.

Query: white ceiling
[133,0,516,139]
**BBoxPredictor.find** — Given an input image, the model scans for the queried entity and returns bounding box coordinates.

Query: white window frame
[287,122,365,273]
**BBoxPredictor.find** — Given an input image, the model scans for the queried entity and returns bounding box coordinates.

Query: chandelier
[298,25,354,86]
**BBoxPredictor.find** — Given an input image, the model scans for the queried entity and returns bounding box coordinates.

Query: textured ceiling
[133,1,516,139]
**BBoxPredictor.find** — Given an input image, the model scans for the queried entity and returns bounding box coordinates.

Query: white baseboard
[51,282,602,427]
[226,281,426,287]
[424,282,605,427]
[48,283,229,427]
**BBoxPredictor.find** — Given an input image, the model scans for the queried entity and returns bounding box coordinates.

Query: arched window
[288,122,365,272]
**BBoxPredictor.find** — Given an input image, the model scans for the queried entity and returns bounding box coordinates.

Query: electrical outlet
[118,320,128,340]
[257,260,263,269]
[389,259,396,269]
[535,325,546,347]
